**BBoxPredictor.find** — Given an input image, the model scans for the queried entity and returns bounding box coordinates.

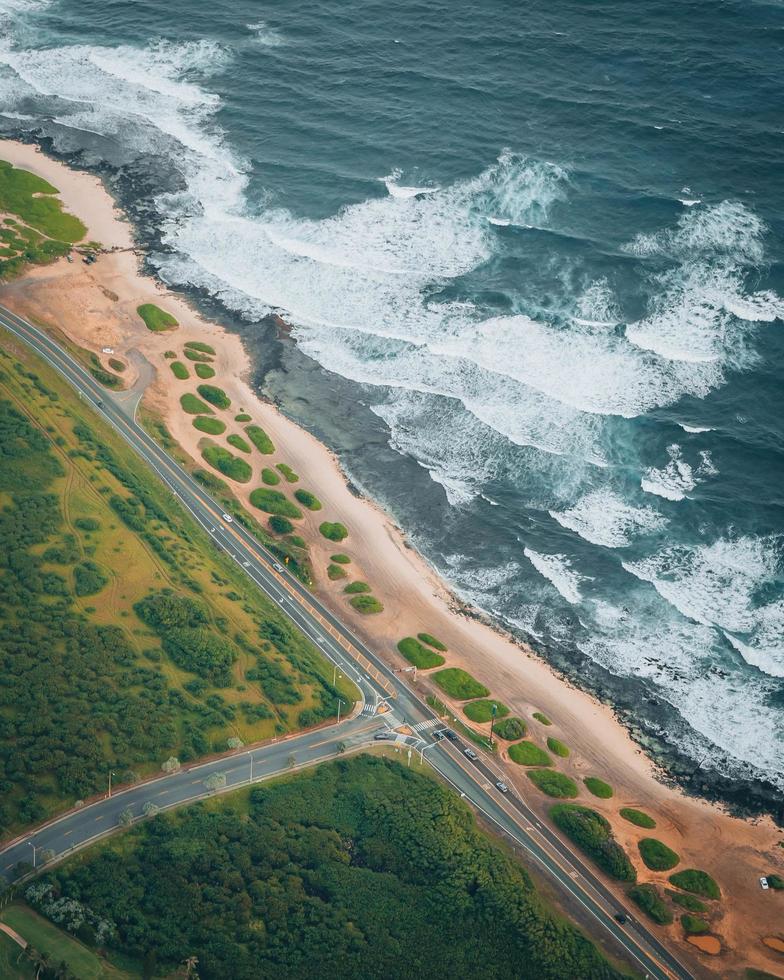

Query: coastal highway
[0,305,693,980]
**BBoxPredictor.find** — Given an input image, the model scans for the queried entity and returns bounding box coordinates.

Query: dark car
[613,912,628,925]
[373,732,394,741]
[443,729,458,741]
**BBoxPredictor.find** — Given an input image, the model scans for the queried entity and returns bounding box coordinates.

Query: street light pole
[489,703,497,746]
[336,698,345,725]
[27,841,36,868]
[108,770,117,798]
[248,751,254,785]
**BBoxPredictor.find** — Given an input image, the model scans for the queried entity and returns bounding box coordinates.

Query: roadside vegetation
[397,636,445,669]
[250,488,303,520]
[464,699,509,723]
[136,303,178,332]
[508,742,552,767]
[201,440,252,483]
[493,717,526,740]
[638,838,680,872]
[0,338,356,836]
[432,668,489,700]
[550,805,637,882]
[18,756,626,980]
[526,769,578,798]
[628,885,673,925]
[668,869,720,900]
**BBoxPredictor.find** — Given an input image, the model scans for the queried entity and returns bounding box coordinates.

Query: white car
[221,513,233,523]
[760,876,769,890]
[495,781,509,794]
[101,346,114,354]
[273,562,284,572]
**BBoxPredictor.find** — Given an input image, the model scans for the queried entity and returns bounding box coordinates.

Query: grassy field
[0,906,134,979]
[463,699,509,723]
[397,636,445,669]
[0,330,358,837]
[136,304,177,332]
[432,667,489,700]
[0,929,34,979]
[250,487,303,519]
[509,742,552,766]
[246,425,275,454]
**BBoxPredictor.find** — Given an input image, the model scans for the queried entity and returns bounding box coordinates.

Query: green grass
[526,769,578,798]
[665,890,708,913]
[268,515,294,534]
[546,737,569,758]
[194,362,215,379]
[619,808,656,829]
[463,699,510,724]
[508,741,552,766]
[192,415,226,435]
[250,488,303,519]
[184,341,216,355]
[276,463,298,482]
[180,392,213,415]
[628,885,673,926]
[550,804,637,883]
[235,413,252,422]
[0,159,86,242]
[227,433,252,454]
[0,928,33,979]
[397,637,446,669]
[328,563,347,580]
[197,384,231,410]
[245,425,275,454]
[493,717,527,740]
[330,553,350,564]
[108,358,125,373]
[344,580,370,594]
[170,360,189,380]
[1,904,131,979]
[184,348,212,362]
[680,915,709,936]
[668,869,720,900]
[350,595,384,614]
[638,838,680,871]
[432,667,489,700]
[766,873,784,889]
[261,467,280,485]
[201,440,253,483]
[417,632,447,651]
[294,488,322,511]
[319,521,348,542]
[583,777,613,799]
[136,303,178,332]
[532,711,552,726]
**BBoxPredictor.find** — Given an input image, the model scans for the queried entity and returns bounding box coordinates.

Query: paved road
[0,305,692,980]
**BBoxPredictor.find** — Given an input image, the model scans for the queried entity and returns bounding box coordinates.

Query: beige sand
[2,139,783,978]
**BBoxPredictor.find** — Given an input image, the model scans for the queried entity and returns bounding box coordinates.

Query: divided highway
[0,305,692,980]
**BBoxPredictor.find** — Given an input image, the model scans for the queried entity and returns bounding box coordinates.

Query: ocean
[1,0,782,807]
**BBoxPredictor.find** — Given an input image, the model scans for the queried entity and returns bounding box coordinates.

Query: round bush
[463,700,510,724]
[432,668,489,700]
[319,521,348,542]
[330,553,350,564]
[532,711,552,726]
[417,632,447,651]
[350,595,384,614]
[294,488,322,511]
[327,564,347,580]
[193,416,226,435]
[583,777,613,799]
[197,384,231,410]
[638,838,680,871]
[227,434,252,454]
[250,489,303,519]
[396,637,444,669]
[344,581,370,594]
[268,515,294,534]
[668,869,720,900]
[493,717,527,741]
[546,737,569,758]
[195,362,215,379]
[508,742,552,767]
[620,807,656,829]
[261,467,280,485]
[526,769,578,798]
[170,361,189,380]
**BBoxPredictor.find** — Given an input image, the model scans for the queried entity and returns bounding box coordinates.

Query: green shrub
[194,362,215,379]
[184,349,212,362]
[464,700,510,724]
[350,595,384,614]
[433,668,489,700]
[180,393,213,415]
[533,711,552,726]
[276,463,298,482]
[170,361,189,380]
[193,416,226,435]
[638,838,680,871]
[201,441,252,483]
[417,632,447,651]
[619,808,656,829]
[137,303,178,332]
[250,488,303,519]
[261,467,280,485]
[288,535,306,548]
[493,717,526,740]
[319,521,348,542]
[74,560,109,596]
[108,358,125,372]
[767,874,784,890]
[668,869,720,900]
[680,915,709,935]
[294,488,322,511]
[344,580,370,594]
[246,425,275,454]
[397,637,445,669]
[330,553,350,564]
[665,890,708,913]
[268,515,294,535]
[184,341,216,355]
[227,434,252,454]
[164,350,176,358]
[546,737,569,758]
[550,804,637,882]
[628,884,673,925]
[197,384,231,410]
[508,742,552,766]
[235,413,252,422]
[583,777,613,799]
[327,564,347,581]
[74,517,100,532]
[526,769,578,798]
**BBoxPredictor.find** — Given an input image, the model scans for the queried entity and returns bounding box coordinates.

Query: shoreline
[2,137,783,974]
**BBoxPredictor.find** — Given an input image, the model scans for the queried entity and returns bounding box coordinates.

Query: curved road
[0,305,693,980]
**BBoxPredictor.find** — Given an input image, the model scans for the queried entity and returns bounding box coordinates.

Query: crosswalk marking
[412,719,439,732]
[361,702,376,716]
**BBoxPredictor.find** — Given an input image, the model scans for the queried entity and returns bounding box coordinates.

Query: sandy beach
[2,139,783,977]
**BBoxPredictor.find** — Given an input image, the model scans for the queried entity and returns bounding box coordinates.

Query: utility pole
[27,841,36,868]
[336,698,345,725]
[108,770,117,798]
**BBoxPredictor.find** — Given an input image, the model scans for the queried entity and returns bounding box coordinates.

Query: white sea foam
[523,548,587,604]
[550,489,668,548]
[641,444,697,500]
[246,21,285,47]
[381,171,440,199]
[679,423,713,433]
[488,216,511,226]
[679,198,701,206]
